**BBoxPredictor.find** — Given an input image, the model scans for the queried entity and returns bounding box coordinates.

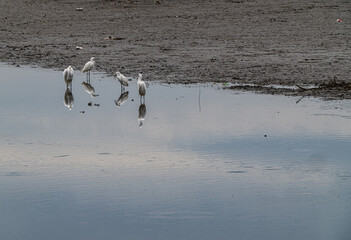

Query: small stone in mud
[80,111,85,113]
[264,135,267,137]
[88,102,92,106]
[131,99,134,101]
[94,104,100,107]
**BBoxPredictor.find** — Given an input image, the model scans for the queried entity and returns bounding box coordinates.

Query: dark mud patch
[226,81,351,100]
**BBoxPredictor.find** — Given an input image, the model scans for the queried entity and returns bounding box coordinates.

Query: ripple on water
[148,211,213,220]
[54,154,70,158]
[226,170,246,174]
[3,172,24,177]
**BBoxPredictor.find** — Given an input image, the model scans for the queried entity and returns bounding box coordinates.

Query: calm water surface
[0,64,350,240]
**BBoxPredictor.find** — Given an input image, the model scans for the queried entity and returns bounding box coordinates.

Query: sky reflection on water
[0,64,351,240]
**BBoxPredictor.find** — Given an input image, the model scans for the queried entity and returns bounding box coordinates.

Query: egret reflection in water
[81,81,98,98]
[64,88,74,110]
[138,103,146,127]
[63,70,74,110]
[114,91,129,107]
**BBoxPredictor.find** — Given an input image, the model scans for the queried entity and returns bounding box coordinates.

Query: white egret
[137,73,146,103]
[82,57,95,81]
[115,71,129,92]
[63,65,74,83]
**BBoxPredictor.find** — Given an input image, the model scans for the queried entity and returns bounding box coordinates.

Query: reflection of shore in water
[138,103,146,127]
[82,82,99,98]
[114,91,129,107]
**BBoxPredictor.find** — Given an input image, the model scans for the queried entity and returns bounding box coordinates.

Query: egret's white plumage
[116,71,129,87]
[82,57,95,73]
[137,73,146,97]
[63,65,74,82]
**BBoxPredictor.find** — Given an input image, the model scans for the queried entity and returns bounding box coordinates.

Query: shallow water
[0,64,350,240]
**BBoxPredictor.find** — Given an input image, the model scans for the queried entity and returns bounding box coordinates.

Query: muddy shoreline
[1,0,351,98]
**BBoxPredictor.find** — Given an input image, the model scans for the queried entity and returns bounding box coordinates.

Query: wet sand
[1,0,350,98]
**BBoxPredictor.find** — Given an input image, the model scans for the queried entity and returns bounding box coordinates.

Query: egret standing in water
[82,57,95,82]
[63,65,74,82]
[137,73,146,103]
[115,71,129,92]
